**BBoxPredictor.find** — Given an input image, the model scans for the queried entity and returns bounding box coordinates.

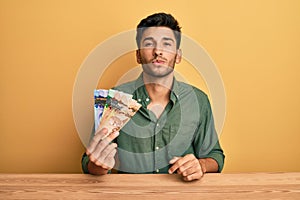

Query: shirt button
[156,123,159,127]
[137,99,141,102]
[156,169,159,173]
[146,98,149,102]
[155,146,159,150]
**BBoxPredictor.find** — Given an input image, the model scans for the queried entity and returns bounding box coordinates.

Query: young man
[82,13,225,181]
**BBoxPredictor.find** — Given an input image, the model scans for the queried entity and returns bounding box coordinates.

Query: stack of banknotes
[94,89,142,139]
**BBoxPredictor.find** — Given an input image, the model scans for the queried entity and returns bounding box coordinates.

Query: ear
[175,49,182,64]
[136,49,142,64]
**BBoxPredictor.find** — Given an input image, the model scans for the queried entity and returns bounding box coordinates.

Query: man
[82,13,225,181]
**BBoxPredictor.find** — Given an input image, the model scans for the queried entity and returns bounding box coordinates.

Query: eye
[144,42,154,47]
[163,42,172,46]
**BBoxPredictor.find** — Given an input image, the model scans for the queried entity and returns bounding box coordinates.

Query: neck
[143,72,173,102]
[143,72,174,119]
[142,71,174,90]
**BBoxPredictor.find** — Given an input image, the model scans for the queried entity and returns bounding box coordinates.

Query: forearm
[199,158,219,173]
[87,160,109,175]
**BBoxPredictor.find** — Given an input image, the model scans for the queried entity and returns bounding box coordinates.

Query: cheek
[166,53,177,62]
[165,48,177,55]
[140,49,154,59]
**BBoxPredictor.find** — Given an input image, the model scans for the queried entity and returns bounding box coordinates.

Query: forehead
[141,26,176,40]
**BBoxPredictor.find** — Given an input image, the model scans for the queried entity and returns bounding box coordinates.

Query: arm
[168,91,224,181]
[199,157,219,173]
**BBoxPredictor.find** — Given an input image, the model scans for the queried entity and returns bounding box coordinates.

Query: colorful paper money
[94,89,141,139]
[94,89,108,132]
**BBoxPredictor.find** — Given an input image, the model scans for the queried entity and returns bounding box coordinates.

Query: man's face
[136,26,182,78]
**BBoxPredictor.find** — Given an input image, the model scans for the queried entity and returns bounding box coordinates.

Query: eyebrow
[162,37,175,43]
[142,37,175,43]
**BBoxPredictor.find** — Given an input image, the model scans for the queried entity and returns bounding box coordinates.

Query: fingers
[183,172,203,181]
[86,129,119,155]
[178,159,201,175]
[168,154,204,181]
[90,142,118,170]
[86,128,108,155]
[95,148,117,170]
[94,143,117,166]
[102,148,118,169]
[168,155,190,174]
[86,127,119,170]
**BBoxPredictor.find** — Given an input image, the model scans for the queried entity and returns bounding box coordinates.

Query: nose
[154,45,163,56]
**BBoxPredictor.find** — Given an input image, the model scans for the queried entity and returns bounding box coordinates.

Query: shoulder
[113,80,137,95]
[177,81,209,102]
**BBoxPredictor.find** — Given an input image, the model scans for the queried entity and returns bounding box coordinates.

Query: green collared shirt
[82,74,225,174]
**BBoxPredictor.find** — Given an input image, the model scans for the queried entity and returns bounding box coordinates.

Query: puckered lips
[151,58,167,66]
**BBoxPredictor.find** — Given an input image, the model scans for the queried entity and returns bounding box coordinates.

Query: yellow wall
[1,0,299,173]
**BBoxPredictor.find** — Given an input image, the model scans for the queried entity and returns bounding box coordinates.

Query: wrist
[198,158,207,174]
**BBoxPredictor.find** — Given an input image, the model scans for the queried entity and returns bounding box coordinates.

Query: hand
[86,128,119,170]
[168,154,206,181]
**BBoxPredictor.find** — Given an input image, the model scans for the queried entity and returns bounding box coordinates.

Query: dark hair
[136,13,181,49]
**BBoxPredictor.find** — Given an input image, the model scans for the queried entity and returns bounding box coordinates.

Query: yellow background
[1,0,299,173]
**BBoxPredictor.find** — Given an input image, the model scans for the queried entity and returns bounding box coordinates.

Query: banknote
[94,89,108,132]
[94,89,141,139]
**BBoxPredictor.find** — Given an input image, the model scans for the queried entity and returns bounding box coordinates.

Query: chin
[144,69,174,78]
[142,65,174,78]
